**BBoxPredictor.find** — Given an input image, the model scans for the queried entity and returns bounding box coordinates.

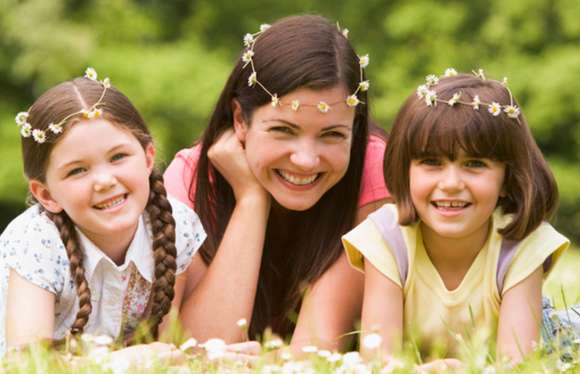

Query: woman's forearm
[179,194,269,342]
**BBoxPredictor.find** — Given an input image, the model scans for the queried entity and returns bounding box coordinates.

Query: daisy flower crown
[15,67,110,144]
[416,68,521,122]
[241,23,370,113]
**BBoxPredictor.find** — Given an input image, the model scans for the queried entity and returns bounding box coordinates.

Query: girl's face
[409,150,505,245]
[234,85,355,211]
[32,119,154,249]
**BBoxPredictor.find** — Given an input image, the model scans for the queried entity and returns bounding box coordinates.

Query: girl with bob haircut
[164,15,390,349]
[0,70,205,359]
[343,71,570,366]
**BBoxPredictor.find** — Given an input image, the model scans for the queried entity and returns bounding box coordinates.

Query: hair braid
[144,168,177,338]
[48,211,92,335]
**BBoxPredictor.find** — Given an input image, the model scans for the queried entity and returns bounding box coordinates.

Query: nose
[93,170,117,192]
[289,142,320,172]
[438,164,465,191]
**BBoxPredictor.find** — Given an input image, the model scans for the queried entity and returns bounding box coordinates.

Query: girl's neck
[420,220,491,289]
[80,225,137,266]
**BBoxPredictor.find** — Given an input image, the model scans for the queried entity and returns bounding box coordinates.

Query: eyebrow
[56,143,133,170]
[262,118,351,131]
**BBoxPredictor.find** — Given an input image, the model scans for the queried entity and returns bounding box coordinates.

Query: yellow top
[343,204,569,355]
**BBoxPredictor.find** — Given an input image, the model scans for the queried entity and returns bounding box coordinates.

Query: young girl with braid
[0,69,206,357]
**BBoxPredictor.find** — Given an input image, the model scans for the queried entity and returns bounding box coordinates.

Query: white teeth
[277,170,318,185]
[434,201,468,208]
[95,195,125,210]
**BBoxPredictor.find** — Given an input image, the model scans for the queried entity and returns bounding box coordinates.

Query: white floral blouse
[0,196,205,355]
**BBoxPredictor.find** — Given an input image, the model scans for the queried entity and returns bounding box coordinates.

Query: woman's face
[234,85,356,211]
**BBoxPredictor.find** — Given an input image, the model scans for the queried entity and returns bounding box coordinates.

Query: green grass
[2,249,578,373]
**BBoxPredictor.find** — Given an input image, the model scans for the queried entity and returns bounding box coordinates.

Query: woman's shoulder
[163,145,201,208]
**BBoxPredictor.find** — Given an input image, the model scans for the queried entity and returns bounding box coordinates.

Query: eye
[464,159,487,168]
[418,157,442,166]
[111,152,128,162]
[269,126,295,135]
[66,167,86,178]
[322,131,346,139]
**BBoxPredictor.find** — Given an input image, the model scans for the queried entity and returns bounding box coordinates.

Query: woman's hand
[208,129,268,204]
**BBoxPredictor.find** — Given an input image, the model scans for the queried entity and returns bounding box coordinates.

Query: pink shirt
[163,134,389,208]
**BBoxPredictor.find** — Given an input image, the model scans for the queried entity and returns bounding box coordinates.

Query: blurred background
[1,0,579,246]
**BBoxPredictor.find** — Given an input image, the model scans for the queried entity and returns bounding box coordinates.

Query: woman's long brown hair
[193,15,372,337]
[22,77,177,340]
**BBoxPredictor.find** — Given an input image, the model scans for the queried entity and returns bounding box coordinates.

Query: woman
[164,15,390,351]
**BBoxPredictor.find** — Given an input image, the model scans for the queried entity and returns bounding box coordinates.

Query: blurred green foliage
[1,0,579,242]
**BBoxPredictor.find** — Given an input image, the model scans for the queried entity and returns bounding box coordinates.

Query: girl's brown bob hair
[384,73,558,240]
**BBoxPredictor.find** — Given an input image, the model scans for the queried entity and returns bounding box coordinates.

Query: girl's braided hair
[22,77,177,340]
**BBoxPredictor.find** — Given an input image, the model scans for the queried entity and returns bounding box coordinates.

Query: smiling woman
[163,15,391,350]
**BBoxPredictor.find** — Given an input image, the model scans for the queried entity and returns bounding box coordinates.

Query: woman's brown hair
[194,15,371,337]
[21,77,177,340]
[384,73,558,240]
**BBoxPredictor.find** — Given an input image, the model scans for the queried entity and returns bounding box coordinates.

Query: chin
[273,196,319,212]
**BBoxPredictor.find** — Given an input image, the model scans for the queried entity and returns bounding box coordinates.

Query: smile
[276,169,321,186]
[431,200,471,208]
[94,194,127,210]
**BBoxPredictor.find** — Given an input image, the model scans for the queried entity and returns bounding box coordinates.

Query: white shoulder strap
[368,206,409,285]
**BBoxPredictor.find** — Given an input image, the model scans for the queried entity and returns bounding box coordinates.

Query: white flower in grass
[359,80,370,91]
[556,359,572,372]
[248,72,257,87]
[102,77,111,88]
[503,104,520,119]
[88,346,110,364]
[362,333,382,350]
[327,352,342,363]
[271,94,280,107]
[264,338,284,350]
[301,345,318,353]
[236,318,248,327]
[381,358,405,373]
[342,351,362,366]
[447,92,462,106]
[93,335,114,346]
[444,68,458,77]
[20,123,32,137]
[425,74,439,86]
[15,111,29,126]
[242,50,254,64]
[425,90,437,107]
[291,99,300,111]
[201,338,227,360]
[472,95,481,110]
[359,54,369,68]
[317,101,330,113]
[488,102,502,116]
[179,337,198,351]
[85,67,98,81]
[32,129,46,143]
[260,24,271,32]
[262,364,282,374]
[416,84,429,99]
[346,94,360,107]
[481,366,496,374]
[279,350,293,361]
[243,33,254,47]
[317,349,331,358]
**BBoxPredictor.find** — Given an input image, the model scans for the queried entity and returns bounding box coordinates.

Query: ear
[231,99,249,142]
[29,180,63,213]
[144,143,156,176]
